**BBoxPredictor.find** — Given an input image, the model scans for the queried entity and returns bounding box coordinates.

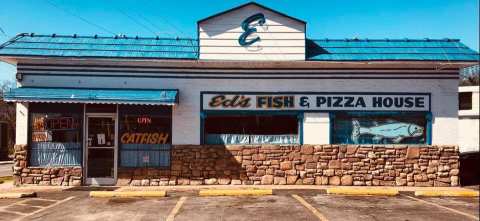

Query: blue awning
[4,87,178,105]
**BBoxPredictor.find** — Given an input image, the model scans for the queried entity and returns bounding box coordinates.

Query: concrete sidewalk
[0,184,478,201]
[116,185,479,196]
[114,185,478,192]
[2,184,478,196]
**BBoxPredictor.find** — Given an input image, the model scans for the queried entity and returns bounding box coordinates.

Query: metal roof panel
[306,39,479,61]
[0,34,198,59]
[4,87,179,105]
[0,34,478,61]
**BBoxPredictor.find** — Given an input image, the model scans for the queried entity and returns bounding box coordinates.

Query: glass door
[85,114,117,185]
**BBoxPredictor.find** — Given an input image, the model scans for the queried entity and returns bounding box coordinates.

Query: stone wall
[118,145,460,187]
[12,144,459,186]
[12,145,82,186]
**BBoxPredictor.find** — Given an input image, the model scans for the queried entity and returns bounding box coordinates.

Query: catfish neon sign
[238,13,266,46]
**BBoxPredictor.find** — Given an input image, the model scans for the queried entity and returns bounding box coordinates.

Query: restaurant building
[0,2,478,186]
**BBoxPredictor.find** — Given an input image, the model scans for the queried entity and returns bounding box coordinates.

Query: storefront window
[119,105,172,168]
[29,104,83,166]
[204,114,299,144]
[332,112,428,144]
[459,92,473,110]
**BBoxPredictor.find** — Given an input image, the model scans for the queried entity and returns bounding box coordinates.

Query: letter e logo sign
[239,13,266,46]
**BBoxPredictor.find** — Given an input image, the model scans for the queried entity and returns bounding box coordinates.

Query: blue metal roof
[0,33,198,59]
[0,33,478,61]
[4,87,178,105]
[306,39,479,61]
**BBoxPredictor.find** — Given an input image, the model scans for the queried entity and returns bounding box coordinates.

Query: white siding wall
[16,103,29,145]
[303,113,330,144]
[199,4,305,60]
[458,86,479,153]
[18,74,459,145]
[458,119,479,153]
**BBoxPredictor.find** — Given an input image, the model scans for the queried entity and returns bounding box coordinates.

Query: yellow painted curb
[0,176,13,184]
[415,190,479,197]
[89,191,166,198]
[199,189,273,197]
[327,188,399,196]
[0,192,37,199]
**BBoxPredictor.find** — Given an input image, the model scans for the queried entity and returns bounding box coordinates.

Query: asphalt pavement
[0,189,477,221]
[0,163,12,177]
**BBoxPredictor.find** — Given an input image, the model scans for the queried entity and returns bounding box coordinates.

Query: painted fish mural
[351,119,424,144]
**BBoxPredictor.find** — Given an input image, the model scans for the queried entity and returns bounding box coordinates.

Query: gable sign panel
[198,3,306,61]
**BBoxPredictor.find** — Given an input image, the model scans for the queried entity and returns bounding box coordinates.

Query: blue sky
[0,0,478,82]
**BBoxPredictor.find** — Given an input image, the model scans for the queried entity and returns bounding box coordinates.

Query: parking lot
[0,189,478,221]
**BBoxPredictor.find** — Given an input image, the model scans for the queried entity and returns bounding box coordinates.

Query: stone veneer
[13,145,82,186]
[119,145,460,187]
[13,144,460,187]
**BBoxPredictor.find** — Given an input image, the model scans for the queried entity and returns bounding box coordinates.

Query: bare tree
[460,65,480,86]
[460,74,479,86]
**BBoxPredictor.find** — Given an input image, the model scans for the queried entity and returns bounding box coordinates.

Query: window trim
[200,110,304,145]
[118,105,173,169]
[329,111,432,145]
[27,103,84,167]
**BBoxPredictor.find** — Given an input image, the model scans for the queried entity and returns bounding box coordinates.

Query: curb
[0,192,37,199]
[199,189,273,197]
[327,187,399,196]
[90,191,167,198]
[415,190,479,197]
[0,161,13,165]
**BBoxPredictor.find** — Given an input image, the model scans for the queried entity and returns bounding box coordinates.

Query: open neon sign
[137,116,152,124]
